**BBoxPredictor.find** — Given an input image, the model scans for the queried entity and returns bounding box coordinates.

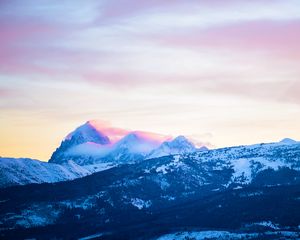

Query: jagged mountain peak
[147,135,196,159]
[169,135,194,146]
[172,135,189,142]
[112,131,162,156]
[49,121,111,164]
[162,135,195,150]
[116,132,142,144]
[65,121,110,145]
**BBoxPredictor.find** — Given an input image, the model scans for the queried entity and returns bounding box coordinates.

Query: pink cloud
[83,72,139,86]
[82,71,163,88]
[95,0,259,23]
[0,15,72,76]
[132,131,171,143]
[0,19,57,44]
[1,1,299,108]
[99,0,164,19]
[86,120,129,143]
[0,88,14,97]
[85,120,171,143]
[156,20,300,58]
[279,80,300,104]
[189,77,300,105]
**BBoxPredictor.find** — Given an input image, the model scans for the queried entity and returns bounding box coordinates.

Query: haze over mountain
[49,121,203,165]
[147,135,197,159]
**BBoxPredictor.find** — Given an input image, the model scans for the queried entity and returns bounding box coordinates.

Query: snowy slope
[189,138,300,185]
[1,139,300,238]
[155,230,299,240]
[1,138,298,188]
[0,158,114,188]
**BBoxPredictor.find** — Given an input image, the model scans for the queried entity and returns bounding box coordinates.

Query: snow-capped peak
[147,135,196,159]
[116,132,141,145]
[114,132,161,154]
[168,135,195,149]
[49,121,110,164]
[65,121,110,145]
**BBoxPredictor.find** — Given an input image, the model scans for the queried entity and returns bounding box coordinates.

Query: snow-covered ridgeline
[0,158,114,188]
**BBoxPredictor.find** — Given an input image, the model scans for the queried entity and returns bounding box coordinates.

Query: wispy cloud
[0,87,14,97]
[155,20,300,57]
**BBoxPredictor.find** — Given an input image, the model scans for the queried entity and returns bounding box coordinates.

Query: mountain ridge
[1,137,298,188]
[1,140,300,239]
[49,121,201,165]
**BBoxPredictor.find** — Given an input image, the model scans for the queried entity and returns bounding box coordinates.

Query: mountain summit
[147,135,196,159]
[49,121,110,164]
[65,121,111,145]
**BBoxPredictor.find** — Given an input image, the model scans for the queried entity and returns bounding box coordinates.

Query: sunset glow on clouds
[0,0,300,160]
[66,120,171,144]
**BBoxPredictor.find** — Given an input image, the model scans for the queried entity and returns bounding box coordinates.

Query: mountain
[49,121,200,165]
[49,121,111,164]
[50,131,164,165]
[0,135,197,188]
[0,137,295,189]
[1,141,300,239]
[147,135,197,159]
[0,158,114,188]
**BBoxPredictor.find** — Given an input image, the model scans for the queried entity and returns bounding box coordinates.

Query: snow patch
[131,198,152,210]
[161,195,176,201]
[79,232,104,240]
[156,165,168,174]
[231,158,252,184]
[252,221,280,229]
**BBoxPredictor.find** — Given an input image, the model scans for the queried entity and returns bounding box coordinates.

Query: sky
[0,0,300,161]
